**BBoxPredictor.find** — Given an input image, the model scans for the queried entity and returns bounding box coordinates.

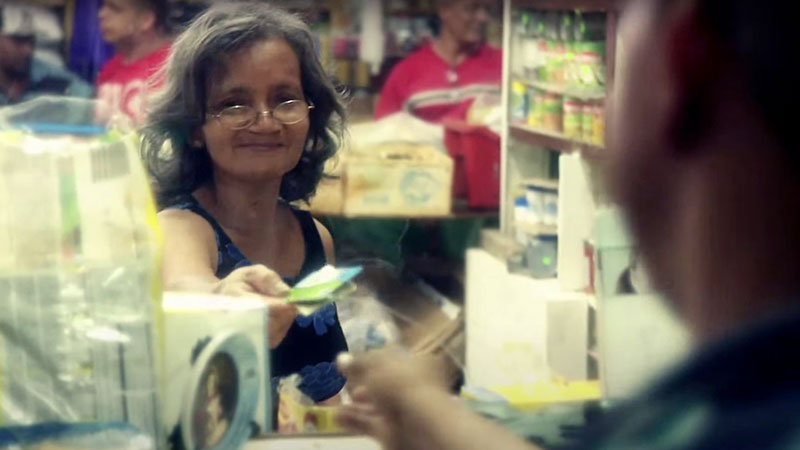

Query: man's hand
[336,349,450,450]
[336,349,541,450]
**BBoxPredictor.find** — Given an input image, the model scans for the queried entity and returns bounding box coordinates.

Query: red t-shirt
[96,43,171,126]
[375,43,502,123]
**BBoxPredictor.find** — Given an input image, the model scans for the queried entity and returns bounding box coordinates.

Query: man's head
[610,0,800,331]
[0,5,36,78]
[98,0,168,46]
[436,0,494,47]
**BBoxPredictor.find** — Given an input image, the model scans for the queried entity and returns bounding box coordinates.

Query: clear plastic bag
[0,98,162,448]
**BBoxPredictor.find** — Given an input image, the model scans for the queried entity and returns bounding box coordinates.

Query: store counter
[245,435,381,450]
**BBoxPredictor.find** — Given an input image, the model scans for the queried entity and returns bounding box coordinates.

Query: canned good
[542,93,563,132]
[582,101,594,142]
[563,97,583,139]
[511,81,528,124]
[593,100,606,146]
[526,86,540,127]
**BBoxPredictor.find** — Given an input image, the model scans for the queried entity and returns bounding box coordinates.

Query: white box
[163,292,270,450]
[465,249,591,387]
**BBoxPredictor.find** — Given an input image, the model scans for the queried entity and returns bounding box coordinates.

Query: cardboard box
[343,144,453,217]
[309,177,344,216]
[162,292,270,450]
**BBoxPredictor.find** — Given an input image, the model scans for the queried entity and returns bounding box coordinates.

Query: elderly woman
[142,2,347,404]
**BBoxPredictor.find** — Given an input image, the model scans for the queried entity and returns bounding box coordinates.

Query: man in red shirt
[375,0,501,123]
[96,0,171,126]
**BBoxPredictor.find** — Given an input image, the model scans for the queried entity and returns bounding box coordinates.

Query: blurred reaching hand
[336,349,540,450]
[336,349,449,450]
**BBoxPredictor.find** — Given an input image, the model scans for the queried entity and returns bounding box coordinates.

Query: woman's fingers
[265,297,298,348]
[241,265,291,297]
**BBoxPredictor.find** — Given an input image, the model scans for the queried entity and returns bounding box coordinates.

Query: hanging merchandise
[511,80,529,124]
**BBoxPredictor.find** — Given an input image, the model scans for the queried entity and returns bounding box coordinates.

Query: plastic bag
[0,98,163,447]
[338,292,401,353]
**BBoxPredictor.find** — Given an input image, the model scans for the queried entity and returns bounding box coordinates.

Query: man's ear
[137,10,158,33]
[664,2,724,152]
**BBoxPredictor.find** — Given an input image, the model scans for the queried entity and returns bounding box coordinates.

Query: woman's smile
[234,140,286,152]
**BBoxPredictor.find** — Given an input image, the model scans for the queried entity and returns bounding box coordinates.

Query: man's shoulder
[391,44,437,74]
[477,44,503,64]
[29,59,92,97]
[97,55,124,84]
[578,305,800,449]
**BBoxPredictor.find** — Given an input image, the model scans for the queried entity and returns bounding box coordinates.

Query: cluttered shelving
[463,0,620,395]
[501,0,616,236]
[509,123,604,158]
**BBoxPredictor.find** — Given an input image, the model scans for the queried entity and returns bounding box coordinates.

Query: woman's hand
[214,265,298,348]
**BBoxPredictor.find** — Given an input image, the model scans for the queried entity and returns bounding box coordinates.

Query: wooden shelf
[312,205,499,220]
[28,0,69,5]
[512,0,616,11]
[386,8,437,17]
[509,123,604,159]
[517,222,558,237]
[513,77,606,101]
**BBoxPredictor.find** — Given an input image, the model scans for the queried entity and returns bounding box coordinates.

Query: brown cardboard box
[343,144,453,217]
[309,177,344,216]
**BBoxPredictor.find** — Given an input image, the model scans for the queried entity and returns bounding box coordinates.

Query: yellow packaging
[462,380,601,412]
[277,376,342,433]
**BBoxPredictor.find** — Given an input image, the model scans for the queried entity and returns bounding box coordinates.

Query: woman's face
[201,39,310,183]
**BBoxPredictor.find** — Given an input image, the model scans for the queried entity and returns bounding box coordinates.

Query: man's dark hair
[689,1,800,163]
[134,0,170,33]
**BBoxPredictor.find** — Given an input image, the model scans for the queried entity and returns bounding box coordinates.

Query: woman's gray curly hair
[141,1,345,207]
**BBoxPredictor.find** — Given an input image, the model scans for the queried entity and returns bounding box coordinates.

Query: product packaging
[0,97,163,448]
[277,376,341,434]
[162,293,270,450]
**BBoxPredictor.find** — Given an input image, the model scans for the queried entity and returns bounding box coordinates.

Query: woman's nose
[248,110,282,132]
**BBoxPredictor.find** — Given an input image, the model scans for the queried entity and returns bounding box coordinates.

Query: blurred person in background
[0,4,91,105]
[375,0,500,122]
[338,0,800,448]
[96,0,172,125]
[342,0,500,277]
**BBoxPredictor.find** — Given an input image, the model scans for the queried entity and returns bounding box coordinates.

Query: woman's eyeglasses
[208,99,314,129]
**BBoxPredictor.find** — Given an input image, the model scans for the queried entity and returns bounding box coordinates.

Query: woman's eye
[275,93,301,104]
